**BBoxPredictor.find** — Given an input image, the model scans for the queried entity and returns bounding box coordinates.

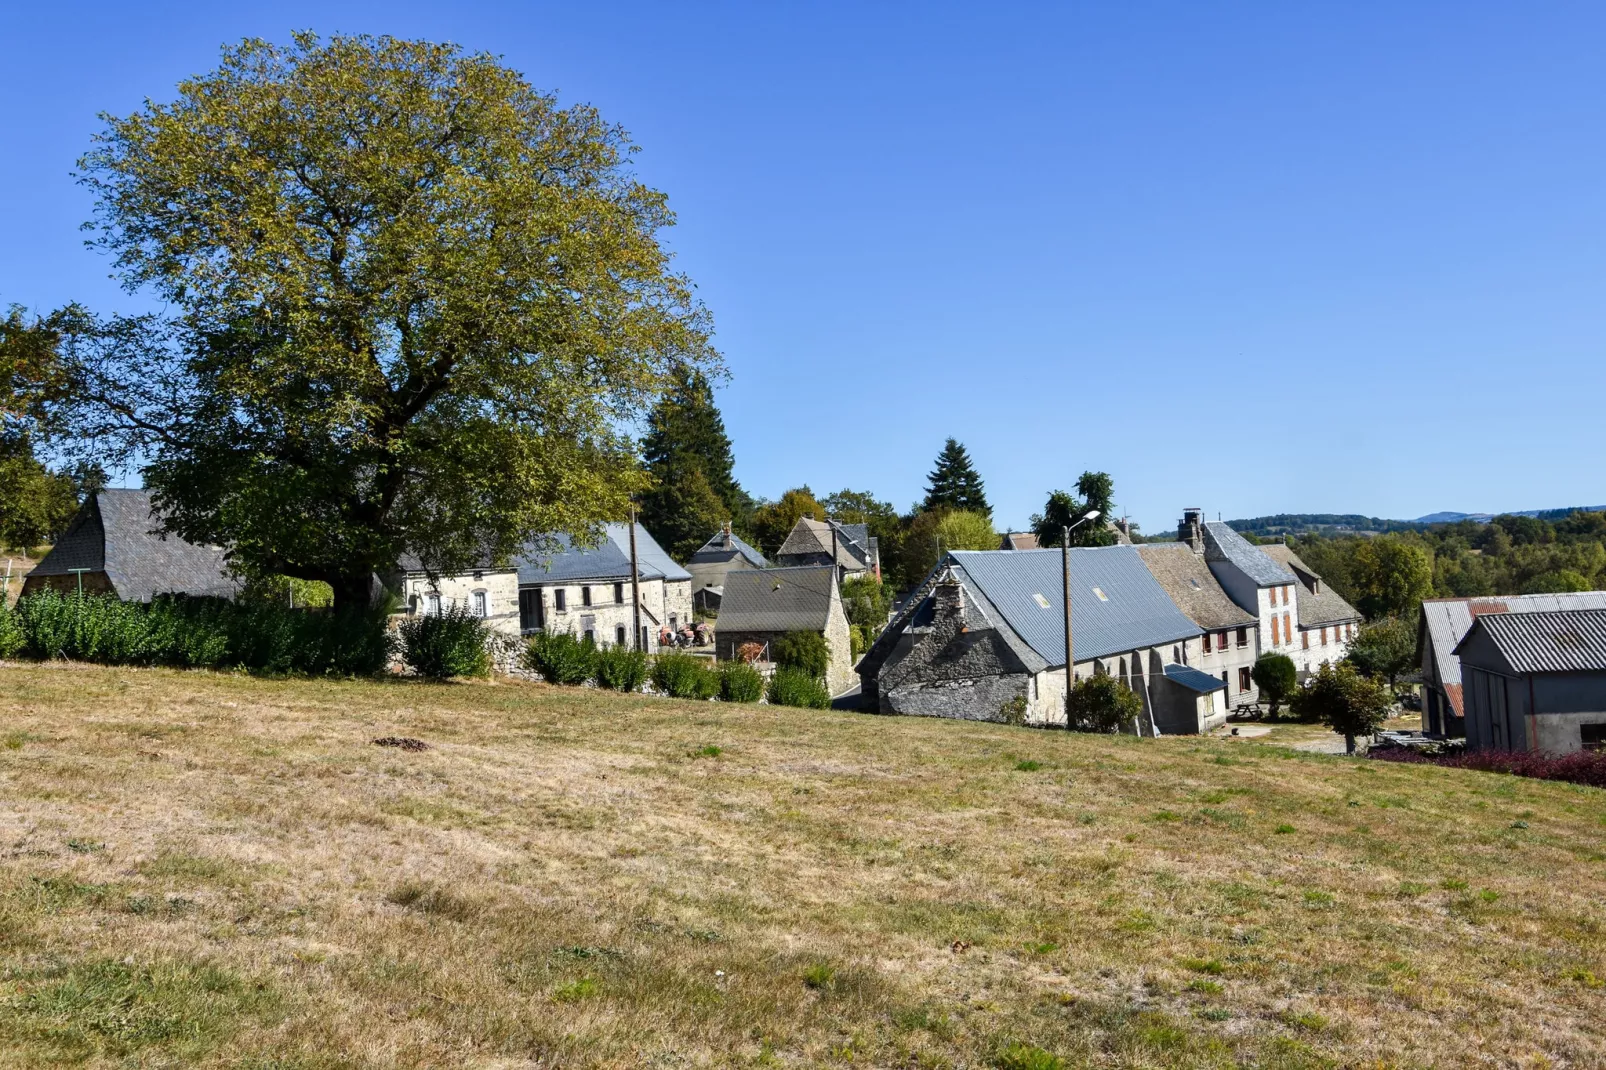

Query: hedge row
[524,633,815,705]
[1370,743,1606,789]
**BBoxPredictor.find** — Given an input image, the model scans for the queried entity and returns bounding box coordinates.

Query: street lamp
[1061,509,1102,729]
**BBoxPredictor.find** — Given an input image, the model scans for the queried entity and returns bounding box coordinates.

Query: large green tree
[1345,616,1416,688]
[639,366,749,559]
[1349,536,1434,620]
[750,487,825,556]
[1029,471,1117,548]
[69,34,715,606]
[1293,662,1393,754]
[921,438,989,516]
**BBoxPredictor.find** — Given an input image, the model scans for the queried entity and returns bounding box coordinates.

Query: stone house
[1136,541,1261,709]
[23,489,239,601]
[1455,608,1606,754]
[715,565,855,695]
[1418,591,1606,737]
[774,518,879,580]
[686,523,769,613]
[394,523,692,651]
[1258,544,1361,674]
[857,547,1228,733]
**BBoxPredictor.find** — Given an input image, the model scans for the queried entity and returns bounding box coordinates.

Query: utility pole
[628,506,643,652]
[1062,526,1074,730]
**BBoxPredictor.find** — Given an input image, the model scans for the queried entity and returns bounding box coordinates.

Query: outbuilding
[1454,607,1606,754]
[714,565,855,695]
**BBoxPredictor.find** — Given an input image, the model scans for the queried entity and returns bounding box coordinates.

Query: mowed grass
[2,667,1606,1067]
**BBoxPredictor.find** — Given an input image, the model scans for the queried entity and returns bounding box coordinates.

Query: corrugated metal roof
[1456,608,1606,673]
[1163,663,1228,693]
[1421,591,1606,712]
[1203,521,1295,587]
[717,566,835,633]
[948,546,1200,666]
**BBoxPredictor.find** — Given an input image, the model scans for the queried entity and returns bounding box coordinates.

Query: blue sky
[4,3,1604,534]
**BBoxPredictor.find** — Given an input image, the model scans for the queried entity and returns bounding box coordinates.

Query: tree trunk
[1345,731,1357,754]
[330,573,375,612]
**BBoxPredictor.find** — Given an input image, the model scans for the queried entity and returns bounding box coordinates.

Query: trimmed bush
[772,630,830,680]
[595,645,649,692]
[7,590,391,675]
[652,652,719,700]
[525,631,597,685]
[767,666,830,709]
[400,606,490,679]
[718,660,764,703]
[1371,745,1606,788]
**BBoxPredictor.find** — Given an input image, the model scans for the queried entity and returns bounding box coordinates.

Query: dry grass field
[3,665,1606,1068]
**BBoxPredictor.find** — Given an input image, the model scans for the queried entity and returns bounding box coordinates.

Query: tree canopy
[935,510,997,552]
[639,367,747,560]
[1029,471,1117,548]
[68,34,715,605]
[1251,653,1297,717]
[921,438,989,516]
[750,487,825,556]
[1292,662,1393,753]
[1345,616,1416,687]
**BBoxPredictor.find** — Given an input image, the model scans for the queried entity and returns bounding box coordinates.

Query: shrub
[400,606,490,679]
[1251,653,1298,717]
[1291,662,1391,753]
[0,600,23,658]
[767,666,830,709]
[595,645,649,692]
[525,631,597,685]
[652,651,719,699]
[1068,674,1142,733]
[772,630,829,680]
[1370,744,1606,788]
[718,660,764,703]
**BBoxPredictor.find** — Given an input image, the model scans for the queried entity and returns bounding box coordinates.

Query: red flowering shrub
[1370,745,1606,789]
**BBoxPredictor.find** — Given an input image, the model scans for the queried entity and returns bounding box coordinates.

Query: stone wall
[400,569,522,637]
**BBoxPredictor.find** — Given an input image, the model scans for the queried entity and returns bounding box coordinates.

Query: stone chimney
[721,520,733,550]
[1178,508,1204,554]
[932,570,966,624]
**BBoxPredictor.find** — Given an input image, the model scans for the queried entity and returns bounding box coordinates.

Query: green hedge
[595,646,650,692]
[772,630,830,680]
[767,666,831,709]
[525,631,597,685]
[5,590,392,675]
[399,606,490,679]
[718,660,764,703]
[651,652,719,700]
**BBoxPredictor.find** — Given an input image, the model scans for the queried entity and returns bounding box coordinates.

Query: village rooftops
[1202,521,1296,588]
[395,523,689,585]
[1453,607,1606,674]
[945,546,1201,667]
[1420,592,1606,716]
[718,566,838,633]
[1136,542,1257,630]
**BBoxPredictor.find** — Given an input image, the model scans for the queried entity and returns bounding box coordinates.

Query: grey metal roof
[1203,521,1295,587]
[1164,663,1228,693]
[947,546,1201,666]
[1455,608,1606,674]
[28,489,238,601]
[689,529,768,568]
[1136,542,1257,629]
[1420,591,1606,713]
[512,523,688,584]
[717,566,836,633]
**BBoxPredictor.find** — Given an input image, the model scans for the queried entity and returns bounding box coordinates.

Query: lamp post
[1061,510,1102,729]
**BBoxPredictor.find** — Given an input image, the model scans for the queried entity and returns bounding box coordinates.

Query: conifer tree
[639,367,750,557]
[921,438,989,516]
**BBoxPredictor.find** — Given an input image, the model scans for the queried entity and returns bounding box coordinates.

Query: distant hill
[1227,506,1606,538]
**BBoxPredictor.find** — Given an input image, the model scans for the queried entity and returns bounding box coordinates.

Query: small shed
[1454,608,1606,754]
[22,489,238,602]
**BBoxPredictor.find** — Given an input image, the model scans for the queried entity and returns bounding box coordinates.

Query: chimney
[721,520,732,550]
[1178,508,1204,554]
[933,571,966,624]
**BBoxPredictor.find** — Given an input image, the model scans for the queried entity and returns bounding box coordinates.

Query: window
[614,583,624,603]
[1582,724,1606,751]
[1220,671,1229,691]
[616,624,628,647]
[425,592,441,616]
[1283,613,1291,645]
[1271,615,1280,645]
[1203,632,1213,653]
[1238,667,1252,693]
[554,589,567,612]
[1218,630,1229,651]
[1091,586,1109,602]
[1302,630,1309,650]
[1236,627,1248,647]
[472,590,487,618]
[582,586,592,607]
[519,589,543,631]
[1321,627,1329,646]
[1285,585,1293,605]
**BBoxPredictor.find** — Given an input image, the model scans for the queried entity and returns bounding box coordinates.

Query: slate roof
[717,566,837,633]
[1000,532,1040,550]
[1202,521,1295,587]
[512,523,690,584]
[1257,545,1361,627]
[946,546,1201,666]
[28,489,237,602]
[689,529,768,568]
[1419,592,1606,715]
[776,518,872,569]
[1136,542,1257,630]
[1454,608,1606,674]
[1163,663,1229,693]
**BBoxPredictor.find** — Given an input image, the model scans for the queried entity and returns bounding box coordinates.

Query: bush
[1068,674,1143,732]
[595,645,649,692]
[772,630,829,680]
[400,606,490,679]
[7,590,392,675]
[1251,653,1298,717]
[0,600,23,658]
[652,651,719,699]
[525,631,597,685]
[767,666,830,709]
[718,660,764,703]
[1371,745,1606,789]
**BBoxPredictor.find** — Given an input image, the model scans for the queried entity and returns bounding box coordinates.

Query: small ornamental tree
[1068,674,1143,733]
[1251,653,1298,718]
[1293,662,1393,754]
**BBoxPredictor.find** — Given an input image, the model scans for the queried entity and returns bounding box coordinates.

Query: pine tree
[921,438,989,516]
[639,367,750,555]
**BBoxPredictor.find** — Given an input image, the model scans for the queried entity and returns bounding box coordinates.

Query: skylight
[1032,593,1050,609]
[1092,587,1109,602]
